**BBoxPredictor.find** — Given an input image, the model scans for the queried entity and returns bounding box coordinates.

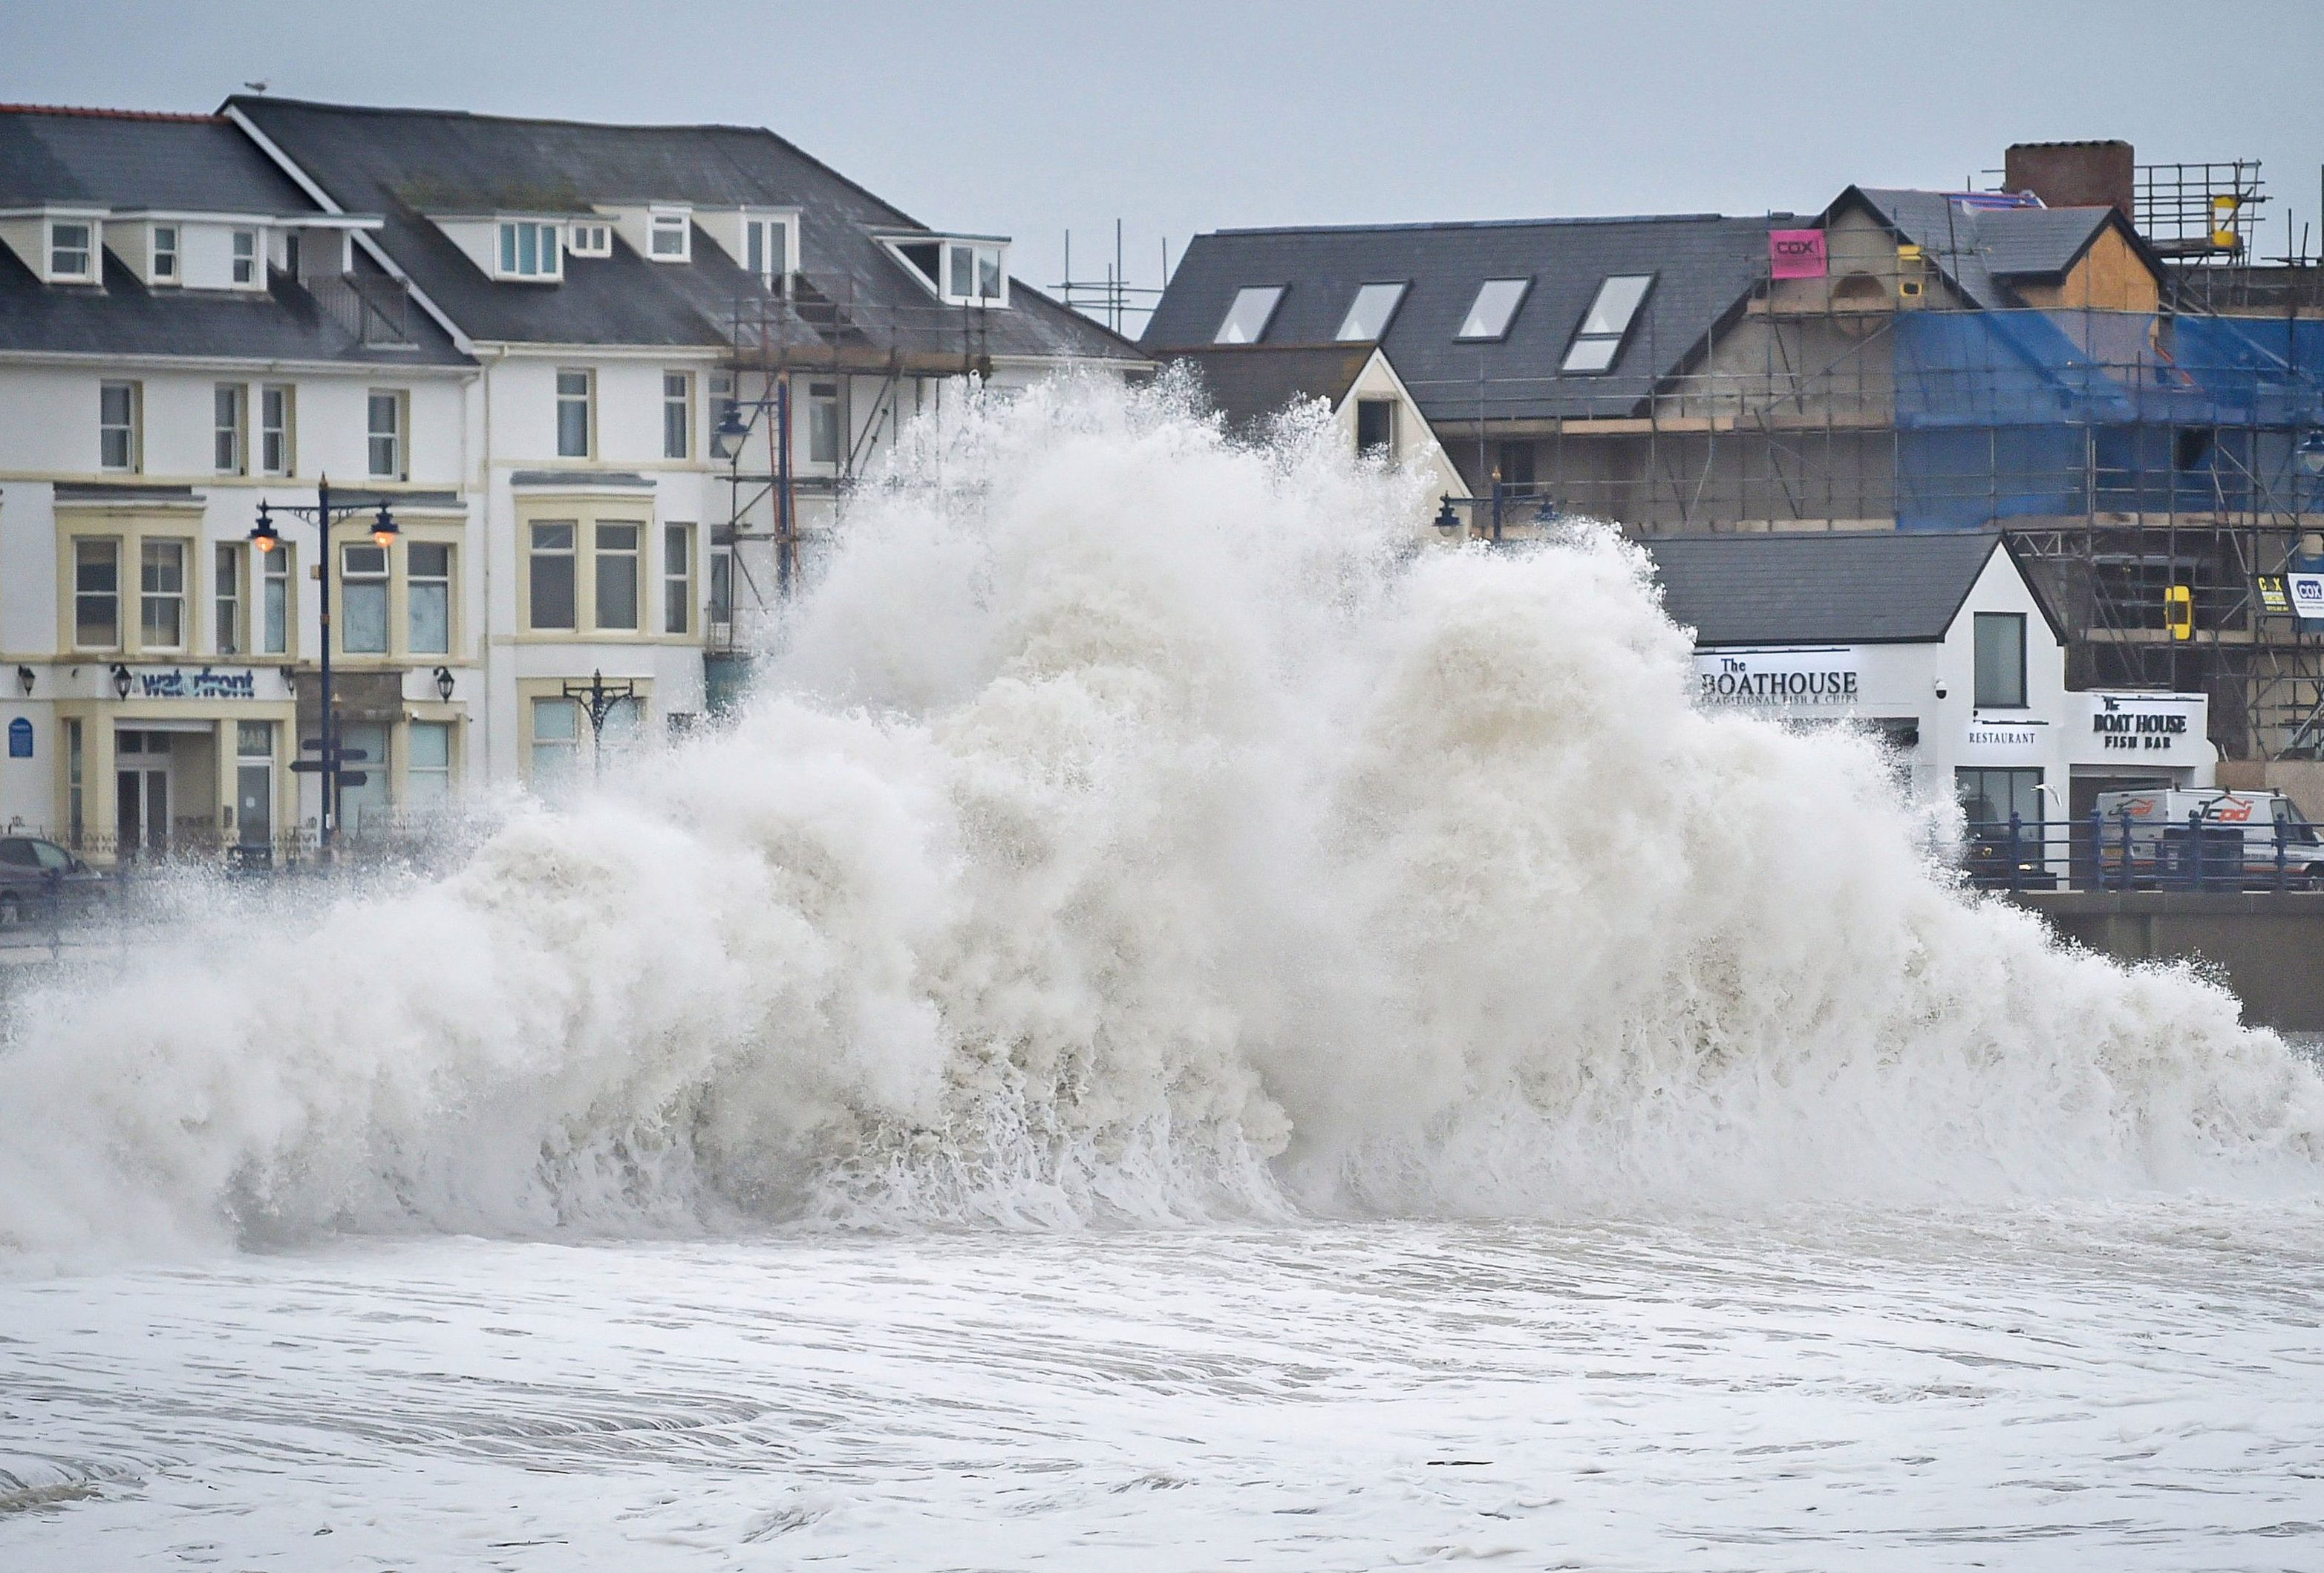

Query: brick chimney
[2004,141,2135,219]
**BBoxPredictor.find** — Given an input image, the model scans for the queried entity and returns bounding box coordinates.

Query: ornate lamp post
[560,669,639,784]
[250,477,397,852]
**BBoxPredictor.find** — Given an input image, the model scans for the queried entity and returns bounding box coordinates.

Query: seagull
[243,80,270,94]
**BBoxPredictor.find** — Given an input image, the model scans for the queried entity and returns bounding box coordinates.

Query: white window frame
[367,388,406,480]
[497,219,564,281]
[261,541,292,656]
[230,228,259,287]
[566,221,612,258]
[47,218,96,283]
[407,540,453,656]
[806,381,841,466]
[339,541,391,657]
[99,380,140,472]
[648,209,692,262]
[139,538,188,653]
[662,370,691,460]
[663,523,692,636]
[149,223,179,284]
[213,383,247,474]
[260,383,293,476]
[742,215,794,285]
[555,368,594,459]
[214,541,244,656]
[941,241,1006,306]
[73,537,121,650]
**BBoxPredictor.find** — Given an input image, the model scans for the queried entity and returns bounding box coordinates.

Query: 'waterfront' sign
[1694,648,1861,707]
[126,667,259,700]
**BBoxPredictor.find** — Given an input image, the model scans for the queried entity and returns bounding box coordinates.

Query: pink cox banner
[1769,229,1827,279]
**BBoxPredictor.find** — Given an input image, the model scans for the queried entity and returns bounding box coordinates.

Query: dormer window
[48,220,95,282]
[230,229,258,286]
[497,219,562,280]
[742,215,791,284]
[649,211,691,261]
[567,222,611,257]
[881,233,1009,307]
[944,242,1004,305]
[150,224,179,284]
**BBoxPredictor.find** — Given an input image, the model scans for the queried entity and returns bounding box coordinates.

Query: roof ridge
[225,94,808,138]
[0,102,222,123]
[1210,212,1772,238]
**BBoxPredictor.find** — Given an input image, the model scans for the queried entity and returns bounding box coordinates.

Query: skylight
[1457,278,1530,341]
[1215,285,1285,344]
[1335,281,1407,341]
[1561,274,1653,373]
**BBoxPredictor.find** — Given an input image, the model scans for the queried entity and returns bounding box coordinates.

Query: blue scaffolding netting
[1890,310,2324,532]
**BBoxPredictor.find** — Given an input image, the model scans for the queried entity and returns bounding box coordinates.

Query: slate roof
[228,97,1142,366]
[0,107,313,212]
[1841,189,2158,309]
[1164,344,1376,432]
[1141,214,1776,423]
[0,106,466,365]
[1642,529,2041,646]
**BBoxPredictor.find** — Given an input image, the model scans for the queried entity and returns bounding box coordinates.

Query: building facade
[0,106,476,862]
[0,97,1145,857]
[1645,531,2214,869]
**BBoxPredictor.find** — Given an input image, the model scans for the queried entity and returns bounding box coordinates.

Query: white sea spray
[1,374,2318,1258]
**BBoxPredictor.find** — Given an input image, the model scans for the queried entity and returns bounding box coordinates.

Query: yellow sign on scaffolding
[2165,583,2194,640]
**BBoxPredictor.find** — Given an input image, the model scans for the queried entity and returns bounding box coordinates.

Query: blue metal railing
[1962,810,2324,893]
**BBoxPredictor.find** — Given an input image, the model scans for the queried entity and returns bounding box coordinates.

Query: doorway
[115,730,170,857]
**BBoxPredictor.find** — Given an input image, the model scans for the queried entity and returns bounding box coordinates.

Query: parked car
[2092,789,2324,889]
[0,836,107,926]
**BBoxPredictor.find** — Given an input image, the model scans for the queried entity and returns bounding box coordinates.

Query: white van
[2091,788,2324,888]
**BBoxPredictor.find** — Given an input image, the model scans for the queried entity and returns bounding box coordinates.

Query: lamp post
[250,476,397,854]
[711,379,796,605]
[560,669,638,785]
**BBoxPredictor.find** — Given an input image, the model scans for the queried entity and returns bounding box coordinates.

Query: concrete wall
[2012,889,2324,1031]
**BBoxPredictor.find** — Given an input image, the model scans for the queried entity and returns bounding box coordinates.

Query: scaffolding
[1403,273,2324,760]
[708,269,996,675]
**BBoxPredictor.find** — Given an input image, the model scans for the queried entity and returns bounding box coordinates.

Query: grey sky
[11,0,2322,328]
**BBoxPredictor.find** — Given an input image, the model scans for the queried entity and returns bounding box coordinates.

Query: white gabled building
[0,105,477,864]
[1645,530,2215,842]
[227,97,1149,795]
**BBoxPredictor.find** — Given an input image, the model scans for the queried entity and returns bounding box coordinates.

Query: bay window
[341,543,390,655]
[74,539,120,649]
[528,522,577,630]
[595,523,641,631]
[408,541,451,654]
[140,539,186,651]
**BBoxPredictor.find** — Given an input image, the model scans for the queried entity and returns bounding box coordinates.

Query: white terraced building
[0,99,1143,862]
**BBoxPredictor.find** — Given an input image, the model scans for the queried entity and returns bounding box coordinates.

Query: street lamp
[250,476,397,853]
[432,664,456,703]
[710,407,750,462]
[560,669,639,785]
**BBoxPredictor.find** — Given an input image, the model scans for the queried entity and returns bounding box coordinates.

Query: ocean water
[2,377,2321,1567]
